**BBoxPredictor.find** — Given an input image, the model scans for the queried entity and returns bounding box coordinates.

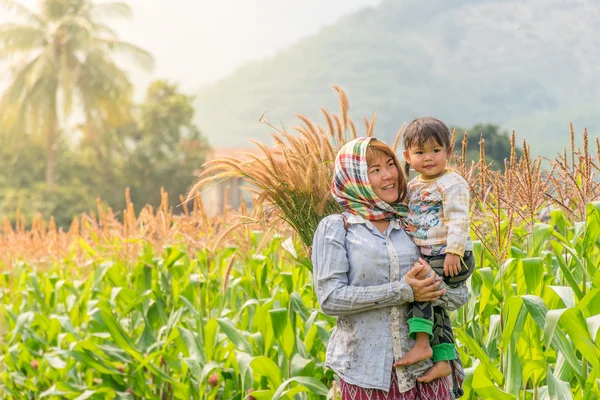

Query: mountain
[193,0,600,155]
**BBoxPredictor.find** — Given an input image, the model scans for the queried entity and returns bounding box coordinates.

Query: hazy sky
[1,0,381,93]
[115,0,381,92]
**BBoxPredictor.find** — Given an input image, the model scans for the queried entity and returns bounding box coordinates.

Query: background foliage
[0,79,207,228]
[192,0,600,156]
[1,89,599,398]
[1,1,599,399]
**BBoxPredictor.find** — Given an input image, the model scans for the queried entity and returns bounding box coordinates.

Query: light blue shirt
[311,213,468,392]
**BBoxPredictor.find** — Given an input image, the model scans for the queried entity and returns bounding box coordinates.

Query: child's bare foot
[417,361,452,383]
[394,341,432,367]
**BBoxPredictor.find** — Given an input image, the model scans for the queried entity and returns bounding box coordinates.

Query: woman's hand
[405,259,445,302]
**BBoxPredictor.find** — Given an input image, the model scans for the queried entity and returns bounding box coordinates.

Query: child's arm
[432,281,468,311]
[444,254,462,277]
[441,180,470,276]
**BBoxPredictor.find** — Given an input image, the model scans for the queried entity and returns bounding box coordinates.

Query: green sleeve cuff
[432,343,456,362]
[408,317,433,339]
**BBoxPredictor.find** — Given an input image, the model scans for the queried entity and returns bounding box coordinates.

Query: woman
[311,137,467,399]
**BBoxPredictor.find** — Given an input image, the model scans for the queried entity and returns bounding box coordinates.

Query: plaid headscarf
[332,137,408,220]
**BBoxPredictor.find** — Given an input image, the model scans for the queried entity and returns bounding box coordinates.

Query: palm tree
[0,0,154,189]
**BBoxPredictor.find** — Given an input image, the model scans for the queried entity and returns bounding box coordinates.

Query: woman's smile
[368,154,400,203]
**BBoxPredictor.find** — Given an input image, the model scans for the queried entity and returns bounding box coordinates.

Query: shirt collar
[344,213,402,231]
[417,168,450,182]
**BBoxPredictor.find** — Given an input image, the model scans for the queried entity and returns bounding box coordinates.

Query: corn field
[1,89,600,399]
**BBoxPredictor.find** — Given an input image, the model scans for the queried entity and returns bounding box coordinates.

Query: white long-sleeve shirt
[405,170,472,257]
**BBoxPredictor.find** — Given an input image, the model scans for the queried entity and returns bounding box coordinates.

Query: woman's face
[367,153,400,204]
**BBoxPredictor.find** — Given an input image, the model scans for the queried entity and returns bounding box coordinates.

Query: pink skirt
[340,371,452,400]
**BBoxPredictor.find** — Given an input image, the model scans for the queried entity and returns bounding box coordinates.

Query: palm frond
[26,49,56,94]
[0,24,45,57]
[41,0,70,21]
[78,49,132,91]
[0,0,44,26]
[76,62,133,128]
[88,2,133,20]
[90,22,119,40]
[95,38,155,72]
[56,14,95,38]
[3,72,56,139]
[0,53,41,107]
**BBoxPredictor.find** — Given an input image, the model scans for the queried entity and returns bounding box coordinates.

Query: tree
[0,133,99,227]
[0,0,154,189]
[0,80,208,228]
[0,134,46,188]
[122,80,209,209]
[451,123,523,169]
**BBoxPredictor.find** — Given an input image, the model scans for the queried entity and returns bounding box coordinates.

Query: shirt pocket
[392,237,421,274]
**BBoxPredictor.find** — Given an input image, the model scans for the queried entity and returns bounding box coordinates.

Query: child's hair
[402,117,452,177]
[366,138,408,204]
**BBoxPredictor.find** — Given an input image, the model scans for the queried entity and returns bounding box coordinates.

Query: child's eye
[415,151,423,155]
[434,149,441,153]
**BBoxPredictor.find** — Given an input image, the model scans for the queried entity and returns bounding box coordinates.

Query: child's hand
[444,254,462,277]
[415,262,430,279]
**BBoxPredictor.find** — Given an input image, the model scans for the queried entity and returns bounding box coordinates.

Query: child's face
[403,141,450,179]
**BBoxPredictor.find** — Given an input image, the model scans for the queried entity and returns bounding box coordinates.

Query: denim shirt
[311,213,468,392]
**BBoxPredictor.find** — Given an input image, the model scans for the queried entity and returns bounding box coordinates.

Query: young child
[395,116,474,383]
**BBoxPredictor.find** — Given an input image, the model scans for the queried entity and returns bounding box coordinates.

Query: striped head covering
[332,137,408,220]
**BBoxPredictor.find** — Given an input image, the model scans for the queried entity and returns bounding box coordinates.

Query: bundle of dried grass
[187,86,367,247]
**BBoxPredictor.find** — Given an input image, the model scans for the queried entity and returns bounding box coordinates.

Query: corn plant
[2,88,600,399]
[0,232,335,399]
